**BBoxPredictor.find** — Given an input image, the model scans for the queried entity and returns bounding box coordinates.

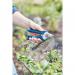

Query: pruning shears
[27,28,54,41]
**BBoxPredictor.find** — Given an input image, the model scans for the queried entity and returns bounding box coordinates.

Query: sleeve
[12,5,18,14]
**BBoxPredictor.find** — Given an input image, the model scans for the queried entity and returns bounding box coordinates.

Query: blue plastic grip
[27,28,47,35]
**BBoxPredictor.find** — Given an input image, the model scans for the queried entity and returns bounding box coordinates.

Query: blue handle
[27,28,47,34]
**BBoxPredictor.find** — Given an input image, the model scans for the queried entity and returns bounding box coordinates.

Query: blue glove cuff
[12,6,18,14]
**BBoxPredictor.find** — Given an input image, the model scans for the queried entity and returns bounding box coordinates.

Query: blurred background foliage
[13,1,62,74]
[13,0,62,32]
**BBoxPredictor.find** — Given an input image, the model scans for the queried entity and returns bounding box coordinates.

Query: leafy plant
[16,49,62,75]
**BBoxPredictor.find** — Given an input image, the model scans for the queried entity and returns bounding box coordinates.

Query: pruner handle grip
[27,28,47,35]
